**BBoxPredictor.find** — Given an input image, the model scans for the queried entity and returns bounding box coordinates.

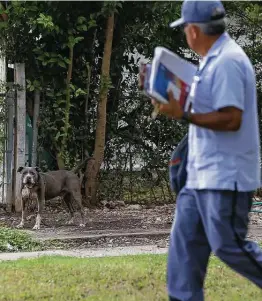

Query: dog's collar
[23,183,37,189]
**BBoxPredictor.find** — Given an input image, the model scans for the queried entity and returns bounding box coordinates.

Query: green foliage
[0,1,186,174]
[100,1,121,16]
[26,79,42,92]
[0,1,101,167]
[0,1,261,202]
[36,13,56,31]
[100,75,114,94]
[0,227,42,252]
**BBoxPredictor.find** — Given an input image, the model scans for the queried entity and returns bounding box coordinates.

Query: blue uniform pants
[167,187,262,301]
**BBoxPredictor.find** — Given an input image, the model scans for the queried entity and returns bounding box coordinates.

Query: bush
[0,227,42,252]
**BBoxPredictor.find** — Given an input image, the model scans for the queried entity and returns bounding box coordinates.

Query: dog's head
[17,166,42,188]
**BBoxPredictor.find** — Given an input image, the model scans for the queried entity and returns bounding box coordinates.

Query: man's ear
[17,166,24,173]
[191,24,200,40]
[35,167,42,173]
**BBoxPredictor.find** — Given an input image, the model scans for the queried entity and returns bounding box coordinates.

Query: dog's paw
[26,215,34,221]
[79,223,85,228]
[32,224,40,230]
[16,223,24,229]
[66,218,74,225]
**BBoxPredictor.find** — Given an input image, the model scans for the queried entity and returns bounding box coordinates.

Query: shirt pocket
[192,74,213,113]
[191,137,220,170]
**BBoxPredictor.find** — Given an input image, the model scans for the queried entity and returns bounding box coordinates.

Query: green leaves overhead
[36,13,55,31]
[0,0,261,178]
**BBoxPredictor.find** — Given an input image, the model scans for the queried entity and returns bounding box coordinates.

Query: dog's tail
[72,151,95,201]
[72,150,93,175]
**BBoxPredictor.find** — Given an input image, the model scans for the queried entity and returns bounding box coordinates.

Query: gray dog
[16,166,85,230]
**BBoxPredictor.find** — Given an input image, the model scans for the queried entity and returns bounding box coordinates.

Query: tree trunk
[57,44,74,169]
[56,153,65,170]
[32,90,40,167]
[85,12,114,206]
[0,2,8,22]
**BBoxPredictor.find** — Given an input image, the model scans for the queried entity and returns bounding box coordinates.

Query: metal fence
[0,90,7,204]
[0,55,6,205]
[0,86,15,208]
[97,166,175,205]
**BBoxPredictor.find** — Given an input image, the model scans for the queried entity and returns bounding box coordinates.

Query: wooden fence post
[14,63,26,212]
[6,85,15,212]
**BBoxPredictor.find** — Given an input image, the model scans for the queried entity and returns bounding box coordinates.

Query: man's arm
[188,106,242,131]
[195,56,244,131]
[155,92,243,131]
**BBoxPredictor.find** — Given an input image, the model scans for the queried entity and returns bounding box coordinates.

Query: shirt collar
[206,32,231,58]
[198,32,231,72]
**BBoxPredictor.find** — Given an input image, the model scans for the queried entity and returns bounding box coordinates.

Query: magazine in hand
[139,62,152,97]
[141,47,197,112]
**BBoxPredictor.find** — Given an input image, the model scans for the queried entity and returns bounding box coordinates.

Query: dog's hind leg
[78,205,85,228]
[66,177,85,227]
[72,192,85,228]
[66,190,85,227]
[64,193,75,225]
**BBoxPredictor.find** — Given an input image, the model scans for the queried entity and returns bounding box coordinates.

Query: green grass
[0,227,43,252]
[0,254,261,301]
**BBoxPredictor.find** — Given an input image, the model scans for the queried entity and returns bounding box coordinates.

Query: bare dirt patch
[0,200,262,250]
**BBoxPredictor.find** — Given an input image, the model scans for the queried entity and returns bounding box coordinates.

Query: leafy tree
[0,1,261,206]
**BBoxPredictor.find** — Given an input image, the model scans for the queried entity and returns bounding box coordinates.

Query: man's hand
[151,90,183,119]
[138,63,146,90]
[138,72,145,90]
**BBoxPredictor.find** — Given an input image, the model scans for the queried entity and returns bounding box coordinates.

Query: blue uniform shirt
[186,32,261,191]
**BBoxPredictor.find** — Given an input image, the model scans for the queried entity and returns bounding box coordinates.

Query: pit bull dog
[16,166,85,230]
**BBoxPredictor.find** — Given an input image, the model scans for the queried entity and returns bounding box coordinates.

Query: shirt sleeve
[211,57,245,111]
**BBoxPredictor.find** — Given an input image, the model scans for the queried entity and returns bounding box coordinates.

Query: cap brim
[169,18,185,28]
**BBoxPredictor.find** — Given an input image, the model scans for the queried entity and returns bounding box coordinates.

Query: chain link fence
[0,88,7,205]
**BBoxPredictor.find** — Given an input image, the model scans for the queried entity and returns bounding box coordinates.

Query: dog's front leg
[16,198,27,228]
[33,178,45,230]
[33,197,43,230]
[33,213,41,230]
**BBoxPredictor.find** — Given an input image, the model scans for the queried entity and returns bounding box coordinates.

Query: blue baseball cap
[170,0,226,28]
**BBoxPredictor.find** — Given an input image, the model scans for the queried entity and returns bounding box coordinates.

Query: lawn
[0,254,261,301]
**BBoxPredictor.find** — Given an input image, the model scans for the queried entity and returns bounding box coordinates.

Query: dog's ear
[17,166,24,173]
[35,167,42,173]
